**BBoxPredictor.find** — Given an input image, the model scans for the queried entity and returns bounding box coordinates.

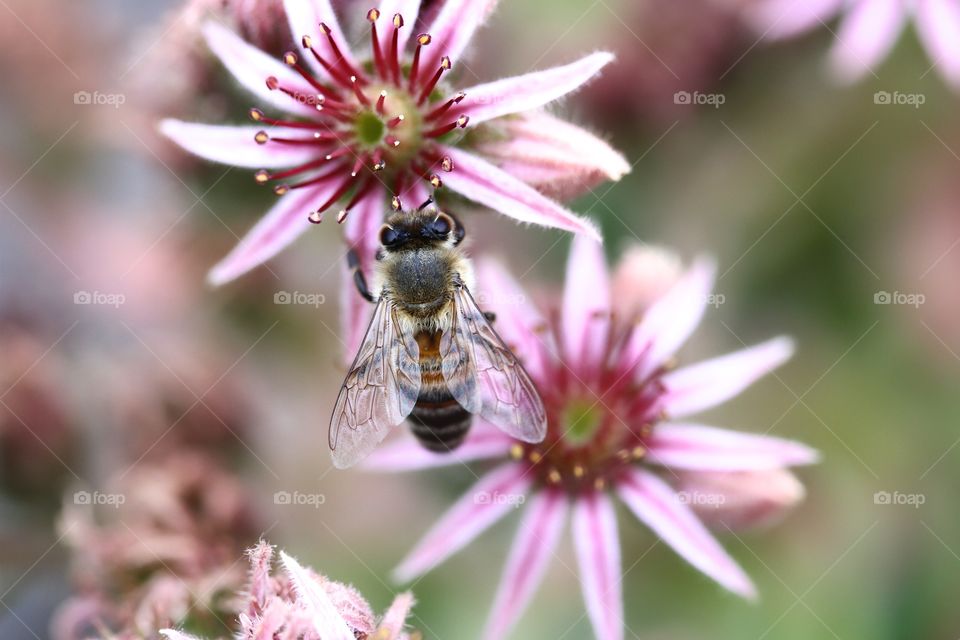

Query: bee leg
[346,249,375,303]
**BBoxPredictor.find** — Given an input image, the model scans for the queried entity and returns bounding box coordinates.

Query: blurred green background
[1,0,959,638]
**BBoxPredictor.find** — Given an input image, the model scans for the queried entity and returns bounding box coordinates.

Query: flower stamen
[367,9,387,78]
[319,22,365,84]
[408,34,432,91]
[424,114,469,139]
[417,56,452,105]
[389,14,404,85]
[425,91,466,122]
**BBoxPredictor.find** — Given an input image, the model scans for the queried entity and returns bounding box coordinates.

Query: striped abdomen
[409,330,472,452]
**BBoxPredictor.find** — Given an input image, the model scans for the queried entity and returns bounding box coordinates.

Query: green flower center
[562,399,603,444]
[355,110,385,146]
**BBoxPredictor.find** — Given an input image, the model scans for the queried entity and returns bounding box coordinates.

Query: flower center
[512,358,667,494]
[562,399,603,444]
[244,9,470,224]
[354,109,386,147]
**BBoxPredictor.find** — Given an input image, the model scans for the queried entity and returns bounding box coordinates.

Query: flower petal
[610,244,683,320]
[158,121,317,169]
[207,185,327,285]
[440,146,601,241]
[828,0,906,82]
[279,551,355,640]
[341,186,386,358]
[476,257,557,381]
[284,0,358,80]
[617,468,757,599]
[675,469,807,531]
[481,491,568,640]
[422,0,499,71]
[915,0,960,88]
[572,492,623,640]
[747,0,845,40]
[202,21,317,117]
[378,0,423,55]
[361,422,514,472]
[460,52,614,125]
[377,591,415,638]
[621,257,716,381]
[393,463,531,582]
[475,111,630,202]
[396,177,431,210]
[647,423,820,471]
[562,233,610,373]
[660,337,794,418]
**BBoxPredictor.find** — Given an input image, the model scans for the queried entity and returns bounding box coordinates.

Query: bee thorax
[386,250,454,317]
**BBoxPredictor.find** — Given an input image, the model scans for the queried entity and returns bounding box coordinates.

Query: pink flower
[364,239,818,640]
[160,0,627,285]
[161,542,417,640]
[748,0,960,88]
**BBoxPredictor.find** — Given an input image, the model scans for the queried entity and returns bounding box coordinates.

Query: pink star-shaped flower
[160,0,628,285]
[363,237,819,640]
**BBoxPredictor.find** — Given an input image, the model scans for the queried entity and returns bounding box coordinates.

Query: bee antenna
[417,197,434,212]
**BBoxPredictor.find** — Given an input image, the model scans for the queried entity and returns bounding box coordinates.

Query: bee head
[379,201,464,252]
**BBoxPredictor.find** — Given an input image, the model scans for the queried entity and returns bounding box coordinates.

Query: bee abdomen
[409,398,472,453]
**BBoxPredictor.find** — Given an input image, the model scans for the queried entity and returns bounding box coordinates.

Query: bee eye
[430,214,452,237]
[379,226,401,247]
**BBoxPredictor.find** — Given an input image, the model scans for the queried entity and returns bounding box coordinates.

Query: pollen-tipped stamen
[372,148,385,171]
[302,36,356,91]
[367,9,387,79]
[408,34,432,91]
[339,176,377,221]
[275,163,346,192]
[350,76,371,107]
[424,114,469,138]
[375,91,387,115]
[283,50,337,97]
[259,157,334,182]
[249,108,326,130]
[417,56,452,105]
[389,14,404,85]
[425,91,466,121]
[319,22,366,85]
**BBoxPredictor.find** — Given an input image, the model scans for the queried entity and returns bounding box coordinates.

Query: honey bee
[329,201,547,468]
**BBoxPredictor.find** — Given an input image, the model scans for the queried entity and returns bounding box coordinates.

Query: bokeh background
[2,0,959,638]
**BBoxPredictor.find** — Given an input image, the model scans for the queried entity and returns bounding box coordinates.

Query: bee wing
[440,282,547,443]
[329,296,421,468]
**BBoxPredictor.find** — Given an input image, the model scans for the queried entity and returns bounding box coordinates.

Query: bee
[329,201,547,468]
